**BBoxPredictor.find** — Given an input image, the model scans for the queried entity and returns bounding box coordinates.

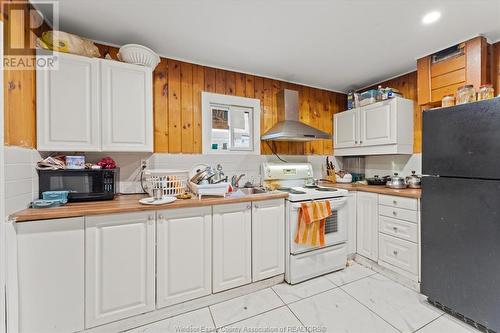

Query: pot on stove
[386,173,407,189]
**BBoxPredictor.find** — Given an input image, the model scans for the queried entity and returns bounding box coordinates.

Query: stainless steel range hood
[261,89,331,141]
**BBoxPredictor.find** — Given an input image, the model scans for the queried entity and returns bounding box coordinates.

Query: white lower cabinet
[213,203,252,292]
[346,192,357,255]
[356,192,379,261]
[156,207,212,308]
[16,218,84,333]
[252,199,285,282]
[85,211,156,328]
[379,233,418,276]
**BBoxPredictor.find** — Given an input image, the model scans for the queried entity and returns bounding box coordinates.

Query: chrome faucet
[231,174,246,188]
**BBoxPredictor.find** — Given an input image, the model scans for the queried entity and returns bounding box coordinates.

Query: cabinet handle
[248,204,254,209]
[393,250,398,256]
[392,211,397,216]
[158,215,164,220]
[393,226,398,232]
[393,200,397,205]
[148,215,154,221]
[355,140,358,144]
[360,140,363,144]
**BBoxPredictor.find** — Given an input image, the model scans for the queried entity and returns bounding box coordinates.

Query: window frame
[201,92,261,155]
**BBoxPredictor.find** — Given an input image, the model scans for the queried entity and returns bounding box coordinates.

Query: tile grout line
[411,313,446,333]
[207,306,217,330]
[212,288,285,329]
[269,287,309,331]
[337,287,404,333]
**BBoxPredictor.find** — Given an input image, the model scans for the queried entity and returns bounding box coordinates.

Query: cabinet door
[85,212,155,327]
[356,192,379,261]
[252,199,285,281]
[359,100,396,146]
[347,192,357,255]
[334,109,358,148]
[213,203,252,292]
[101,60,153,152]
[157,207,212,308]
[16,218,84,333]
[37,52,100,151]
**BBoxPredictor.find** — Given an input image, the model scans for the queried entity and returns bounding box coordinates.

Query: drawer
[379,216,418,243]
[379,233,418,275]
[379,195,418,211]
[379,205,418,223]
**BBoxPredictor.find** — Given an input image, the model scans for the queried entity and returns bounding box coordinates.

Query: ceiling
[35,0,500,92]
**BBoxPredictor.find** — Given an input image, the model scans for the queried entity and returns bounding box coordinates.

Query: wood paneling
[493,42,500,96]
[360,72,422,153]
[2,0,49,148]
[94,46,343,155]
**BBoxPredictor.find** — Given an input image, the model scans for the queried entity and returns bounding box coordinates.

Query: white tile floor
[128,263,480,333]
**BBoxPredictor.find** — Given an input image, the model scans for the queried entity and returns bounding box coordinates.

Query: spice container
[442,94,455,107]
[456,85,476,105]
[478,84,494,101]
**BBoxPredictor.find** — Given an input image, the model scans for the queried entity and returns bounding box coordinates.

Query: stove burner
[278,187,307,195]
[315,187,338,192]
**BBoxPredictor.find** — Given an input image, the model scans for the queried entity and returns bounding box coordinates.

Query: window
[202,92,260,154]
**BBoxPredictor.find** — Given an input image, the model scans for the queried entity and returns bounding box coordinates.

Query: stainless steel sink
[235,187,268,195]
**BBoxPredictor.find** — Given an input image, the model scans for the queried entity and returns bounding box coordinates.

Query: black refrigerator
[421,97,500,332]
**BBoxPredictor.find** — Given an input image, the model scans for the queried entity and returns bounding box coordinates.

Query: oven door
[289,197,348,255]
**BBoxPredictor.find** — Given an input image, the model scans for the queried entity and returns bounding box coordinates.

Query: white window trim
[202,92,261,155]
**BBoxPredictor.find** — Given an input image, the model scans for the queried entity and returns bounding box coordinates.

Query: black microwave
[38,168,119,202]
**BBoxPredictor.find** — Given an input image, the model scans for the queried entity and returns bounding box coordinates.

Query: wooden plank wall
[359,72,423,153]
[493,41,500,96]
[96,44,346,155]
[1,0,50,147]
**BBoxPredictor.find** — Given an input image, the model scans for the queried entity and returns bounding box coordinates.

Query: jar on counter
[478,84,494,101]
[456,85,476,105]
[442,94,455,107]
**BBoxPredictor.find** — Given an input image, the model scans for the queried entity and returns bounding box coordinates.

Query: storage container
[456,85,476,105]
[144,169,189,197]
[65,156,85,169]
[442,94,455,107]
[41,190,69,204]
[359,90,379,106]
[478,84,494,101]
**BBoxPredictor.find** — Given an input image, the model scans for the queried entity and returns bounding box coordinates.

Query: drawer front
[379,195,418,211]
[379,216,418,243]
[379,234,418,275]
[379,205,418,223]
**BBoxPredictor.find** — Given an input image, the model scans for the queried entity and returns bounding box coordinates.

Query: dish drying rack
[144,169,189,197]
[189,182,229,199]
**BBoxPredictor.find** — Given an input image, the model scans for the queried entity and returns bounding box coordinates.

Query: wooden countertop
[319,182,421,198]
[11,192,289,223]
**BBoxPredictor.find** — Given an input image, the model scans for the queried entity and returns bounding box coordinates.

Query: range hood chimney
[261,89,331,142]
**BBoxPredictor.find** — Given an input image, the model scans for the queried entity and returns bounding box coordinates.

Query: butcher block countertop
[11,192,289,223]
[319,182,421,199]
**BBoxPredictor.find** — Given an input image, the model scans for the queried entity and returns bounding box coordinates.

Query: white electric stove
[261,162,349,284]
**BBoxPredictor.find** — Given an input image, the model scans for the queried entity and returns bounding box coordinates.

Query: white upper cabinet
[37,52,153,152]
[334,108,358,148]
[85,212,155,328]
[37,52,100,151]
[101,60,153,152]
[156,207,212,308]
[334,97,414,156]
[252,199,285,282]
[212,203,252,292]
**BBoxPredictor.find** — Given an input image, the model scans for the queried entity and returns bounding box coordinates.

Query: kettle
[405,171,422,189]
[386,173,407,189]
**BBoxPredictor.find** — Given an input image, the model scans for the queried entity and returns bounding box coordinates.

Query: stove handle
[290,197,347,210]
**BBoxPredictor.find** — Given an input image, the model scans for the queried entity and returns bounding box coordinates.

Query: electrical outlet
[140,159,148,170]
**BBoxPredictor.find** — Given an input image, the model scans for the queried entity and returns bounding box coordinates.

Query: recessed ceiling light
[422,11,441,24]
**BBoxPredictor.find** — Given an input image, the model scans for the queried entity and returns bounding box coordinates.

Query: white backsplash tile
[363,154,421,178]
[4,147,40,216]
